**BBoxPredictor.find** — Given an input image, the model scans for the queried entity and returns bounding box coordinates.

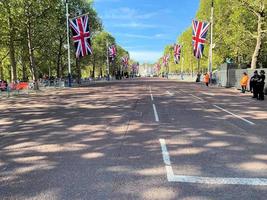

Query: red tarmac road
[1,78,267,200]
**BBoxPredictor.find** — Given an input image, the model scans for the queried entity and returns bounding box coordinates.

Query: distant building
[139,63,155,77]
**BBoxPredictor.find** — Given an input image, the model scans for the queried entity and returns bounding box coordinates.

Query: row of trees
[157,0,267,74]
[0,0,130,85]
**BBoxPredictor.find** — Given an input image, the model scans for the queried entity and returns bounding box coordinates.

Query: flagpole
[208,0,214,75]
[106,41,110,81]
[66,0,71,87]
[181,43,184,75]
[198,59,200,73]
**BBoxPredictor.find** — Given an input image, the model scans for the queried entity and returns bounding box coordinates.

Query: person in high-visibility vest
[240,72,249,93]
[204,73,210,87]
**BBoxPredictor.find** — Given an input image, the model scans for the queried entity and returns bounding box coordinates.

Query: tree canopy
[0,0,130,83]
[157,0,267,73]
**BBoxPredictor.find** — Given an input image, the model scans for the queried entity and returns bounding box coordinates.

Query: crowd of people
[240,70,265,100]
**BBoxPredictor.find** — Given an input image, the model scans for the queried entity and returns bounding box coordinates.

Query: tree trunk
[7,5,17,82]
[0,61,3,80]
[22,57,27,81]
[92,54,96,78]
[251,14,264,69]
[76,59,81,84]
[26,5,38,90]
[57,36,63,78]
[20,48,28,81]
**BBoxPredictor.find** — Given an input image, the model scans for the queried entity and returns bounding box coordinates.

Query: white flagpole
[66,0,71,87]
[106,41,110,81]
[181,43,184,74]
[208,0,214,75]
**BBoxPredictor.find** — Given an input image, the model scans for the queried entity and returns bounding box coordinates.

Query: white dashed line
[202,92,215,96]
[166,91,174,96]
[153,104,159,122]
[189,94,204,101]
[150,93,154,101]
[149,86,159,122]
[213,105,255,125]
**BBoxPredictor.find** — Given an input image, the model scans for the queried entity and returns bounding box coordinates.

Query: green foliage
[0,0,129,81]
[158,0,267,72]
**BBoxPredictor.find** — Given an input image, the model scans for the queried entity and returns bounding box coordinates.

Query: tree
[236,0,267,69]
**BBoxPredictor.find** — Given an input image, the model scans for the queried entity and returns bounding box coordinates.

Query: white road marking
[159,139,171,165]
[150,93,154,101]
[202,92,215,96]
[149,86,154,101]
[180,89,187,93]
[153,104,159,122]
[166,91,174,96]
[190,94,204,101]
[213,105,255,125]
[159,139,267,185]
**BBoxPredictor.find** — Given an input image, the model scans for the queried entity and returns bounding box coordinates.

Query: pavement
[0,78,267,200]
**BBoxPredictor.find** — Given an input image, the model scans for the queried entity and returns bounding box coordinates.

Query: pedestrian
[250,70,259,98]
[204,72,210,87]
[258,70,265,100]
[196,72,201,82]
[240,72,249,93]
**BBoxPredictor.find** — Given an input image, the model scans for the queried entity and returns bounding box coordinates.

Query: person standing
[196,72,201,82]
[204,72,210,87]
[240,72,249,93]
[258,70,265,100]
[250,70,259,98]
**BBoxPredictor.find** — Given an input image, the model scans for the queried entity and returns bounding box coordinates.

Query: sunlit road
[1,78,267,200]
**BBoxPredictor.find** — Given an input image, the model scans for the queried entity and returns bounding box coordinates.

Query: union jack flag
[131,63,139,72]
[69,15,92,58]
[162,54,170,67]
[154,63,161,72]
[121,56,129,68]
[174,44,182,64]
[109,45,117,60]
[192,20,209,59]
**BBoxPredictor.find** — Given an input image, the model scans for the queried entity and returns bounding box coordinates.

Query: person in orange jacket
[203,72,210,87]
[240,72,249,93]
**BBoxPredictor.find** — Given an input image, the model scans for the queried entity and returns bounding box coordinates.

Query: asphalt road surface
[1,78,267,200]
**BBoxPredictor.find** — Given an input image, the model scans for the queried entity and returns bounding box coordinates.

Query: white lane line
[150,93,154,101]
[202,92,215,96]
[166,91,174,96]
[159,139,171,165]
[213,105,255,125]
[149,86,154,101]
[159,139,267,185]
[170,174,267,185]
[190,94,204,101]
[153,104,159,122]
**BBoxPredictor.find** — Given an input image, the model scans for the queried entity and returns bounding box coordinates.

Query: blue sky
[93,0,200,63]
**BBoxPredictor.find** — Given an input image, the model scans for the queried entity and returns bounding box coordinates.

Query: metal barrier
[213,66,267,90]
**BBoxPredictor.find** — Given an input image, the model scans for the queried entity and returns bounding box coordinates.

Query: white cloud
[112,22,157,28]
[123,45,153,50]
[102,7,158,20]
[130,51,162,63]
[117,33,152,39]
[117,33,170,40]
